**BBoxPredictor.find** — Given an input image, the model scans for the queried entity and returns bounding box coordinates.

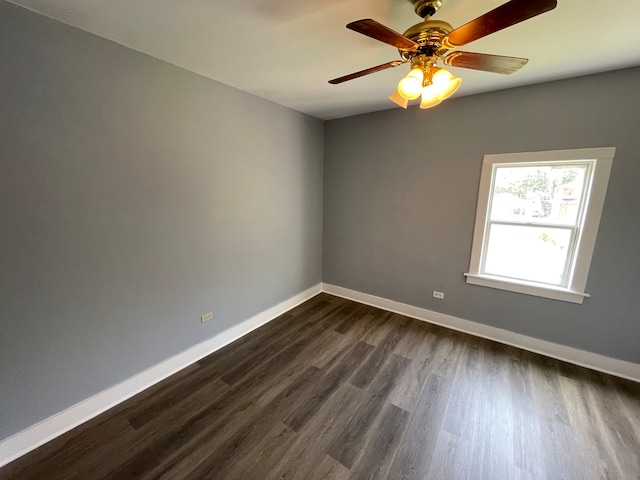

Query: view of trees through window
[483,162,591,286]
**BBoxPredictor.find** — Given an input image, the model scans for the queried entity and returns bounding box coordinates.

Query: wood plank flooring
[1,293,639,479]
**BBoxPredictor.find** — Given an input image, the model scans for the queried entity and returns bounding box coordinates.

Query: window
[466,147,615,304]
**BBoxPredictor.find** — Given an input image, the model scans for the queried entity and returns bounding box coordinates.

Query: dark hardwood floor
[2,293,639,479]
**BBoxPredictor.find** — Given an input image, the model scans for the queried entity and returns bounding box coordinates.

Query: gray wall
[324,66,640,364]
[0,2,323,441]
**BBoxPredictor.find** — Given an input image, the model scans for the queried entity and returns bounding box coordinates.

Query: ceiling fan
[329,0,558,109]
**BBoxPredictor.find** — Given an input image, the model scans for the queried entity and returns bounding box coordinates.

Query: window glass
[490,164,589,226]
[483,224,572,285]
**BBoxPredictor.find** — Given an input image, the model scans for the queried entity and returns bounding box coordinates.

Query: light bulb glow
[406,68,424,80]
[420,85,442,109]
[432,68,461,100]
[432,68,453,85]
[397,68,424,100]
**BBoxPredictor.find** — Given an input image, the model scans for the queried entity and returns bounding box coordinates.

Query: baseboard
[0,283,322,468]
[322,283,640,383]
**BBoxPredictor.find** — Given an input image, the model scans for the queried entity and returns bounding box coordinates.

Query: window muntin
[465,147,615,304]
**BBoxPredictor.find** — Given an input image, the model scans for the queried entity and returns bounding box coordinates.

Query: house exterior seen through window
[466,147,615,304]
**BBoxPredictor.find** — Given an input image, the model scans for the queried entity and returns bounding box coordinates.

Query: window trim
[465,147,615,304]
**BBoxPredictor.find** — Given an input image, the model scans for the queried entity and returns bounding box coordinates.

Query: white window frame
[465,147,615,304]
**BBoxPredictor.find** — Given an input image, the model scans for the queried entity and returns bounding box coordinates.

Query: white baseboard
[322,283,640,383]
[0,283,322,468]
[3,282,637,468]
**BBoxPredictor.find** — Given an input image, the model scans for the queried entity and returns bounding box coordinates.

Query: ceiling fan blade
[347,19,418,49]
[329,60,407,84]
[443,51,528,74]
[443,0,557,48]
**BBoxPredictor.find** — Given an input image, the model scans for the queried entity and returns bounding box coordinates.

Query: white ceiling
[9,0,640,120]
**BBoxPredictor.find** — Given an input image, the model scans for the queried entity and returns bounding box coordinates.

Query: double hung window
[466,147,614,304]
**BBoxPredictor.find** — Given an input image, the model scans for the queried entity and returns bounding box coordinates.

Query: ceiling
[8,0,640,120]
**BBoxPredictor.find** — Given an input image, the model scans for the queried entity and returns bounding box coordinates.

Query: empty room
[1,0,639,478]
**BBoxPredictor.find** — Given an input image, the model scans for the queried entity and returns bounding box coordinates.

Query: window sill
[464,273,589,304]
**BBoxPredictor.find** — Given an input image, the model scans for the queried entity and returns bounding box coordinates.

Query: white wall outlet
[433,291,445,299]
[200,312,213,323]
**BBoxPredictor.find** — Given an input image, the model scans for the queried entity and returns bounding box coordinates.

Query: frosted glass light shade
[420,85,442,109]
[437,77,461,100]
[432,68,461,100]
[389,89,408,108]
[397,68,424,100]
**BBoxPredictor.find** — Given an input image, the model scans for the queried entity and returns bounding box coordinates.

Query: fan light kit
[391,61,461,109]
[329,0,557,110]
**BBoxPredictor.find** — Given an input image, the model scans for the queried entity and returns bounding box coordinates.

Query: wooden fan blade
[329,60,406,85]
[444,0,557,48]
[444,51,528,74]
[347,19,418,49]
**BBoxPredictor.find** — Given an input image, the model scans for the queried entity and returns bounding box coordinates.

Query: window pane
[490,164,588,225]
[484,224,572,285]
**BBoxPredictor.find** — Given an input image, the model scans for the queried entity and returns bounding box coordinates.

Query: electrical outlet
[433,291,445,299]
[200,312,213,323]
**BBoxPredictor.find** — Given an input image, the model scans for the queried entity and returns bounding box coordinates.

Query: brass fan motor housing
[399,20,454,60]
